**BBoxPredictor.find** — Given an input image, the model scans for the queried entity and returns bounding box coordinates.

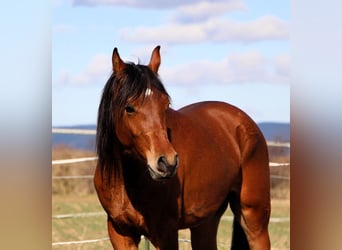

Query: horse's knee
[245,229,270,250]
[107,217,140,250]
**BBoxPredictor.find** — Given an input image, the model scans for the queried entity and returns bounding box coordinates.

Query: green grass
[52,194,289,249]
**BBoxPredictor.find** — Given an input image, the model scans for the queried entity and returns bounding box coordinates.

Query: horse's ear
[112,47,126,73]
[148,46,161,74]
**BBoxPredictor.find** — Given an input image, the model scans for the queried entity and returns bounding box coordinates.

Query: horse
[94,46,271,250]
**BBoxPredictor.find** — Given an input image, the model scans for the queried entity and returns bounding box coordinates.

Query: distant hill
[257,122,290,142]
[52,122,289,151]
[52,125,96,151]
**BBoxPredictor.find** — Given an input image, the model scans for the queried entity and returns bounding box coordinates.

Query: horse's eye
[125,105,136,114]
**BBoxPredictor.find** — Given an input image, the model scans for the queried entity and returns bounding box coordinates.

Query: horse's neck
[101,159,131,215]
[105,156,150,217]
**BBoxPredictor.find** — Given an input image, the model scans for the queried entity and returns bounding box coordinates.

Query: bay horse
[94,46,271,250]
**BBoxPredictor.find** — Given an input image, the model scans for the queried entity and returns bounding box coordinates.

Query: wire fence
[52,128,290,249]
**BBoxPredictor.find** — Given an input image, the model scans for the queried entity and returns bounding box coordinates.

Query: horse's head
[97,46,178,180]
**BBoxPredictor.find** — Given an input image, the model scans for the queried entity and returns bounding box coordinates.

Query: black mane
[96,63,169,175]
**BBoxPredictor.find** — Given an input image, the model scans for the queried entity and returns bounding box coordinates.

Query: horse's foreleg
[190,215,221,250]
[107,216,140,250]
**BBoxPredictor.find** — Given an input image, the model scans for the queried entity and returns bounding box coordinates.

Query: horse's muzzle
[148,154,178,180]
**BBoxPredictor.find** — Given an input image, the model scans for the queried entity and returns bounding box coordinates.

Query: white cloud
[120,24,206,44]
[212,15,289,42]
[54,54,111,85]
[171,0,245,23]
[72,0,202,8]
[120,15,289,44]
[54,50,289,87]
[273,54,290,83]
[69,1,288,45]
[160,51,288,85]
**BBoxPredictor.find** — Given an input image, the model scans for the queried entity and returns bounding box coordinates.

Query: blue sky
[52,0,289,126]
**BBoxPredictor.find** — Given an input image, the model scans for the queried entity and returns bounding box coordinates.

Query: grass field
[52,195,289,249]
[52,146,289,249]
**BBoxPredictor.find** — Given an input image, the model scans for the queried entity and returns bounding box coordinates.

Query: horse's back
[178,101,258,130]
[174,101,267,158]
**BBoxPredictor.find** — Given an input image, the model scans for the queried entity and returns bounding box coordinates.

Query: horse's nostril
[157,155,178,175]
[157,156,168,172]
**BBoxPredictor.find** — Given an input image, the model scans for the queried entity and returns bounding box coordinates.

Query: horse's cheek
[116,121,133,146]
